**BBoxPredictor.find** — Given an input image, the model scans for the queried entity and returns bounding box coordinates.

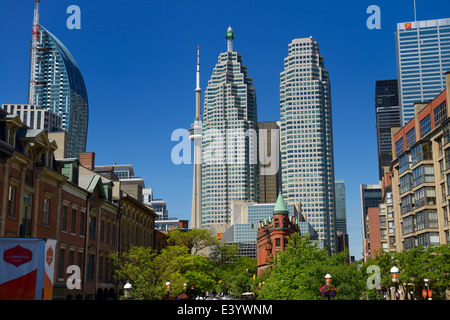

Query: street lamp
[390,264,400,300]
[166,281,171,294]
[422,278,432,300]
[325,273,332,286]
[321,273,336,300]
[123,281,132,299]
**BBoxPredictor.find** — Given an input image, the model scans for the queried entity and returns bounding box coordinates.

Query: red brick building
[367,207,382,257]
[256,193,300,275]
[0,109,157,299]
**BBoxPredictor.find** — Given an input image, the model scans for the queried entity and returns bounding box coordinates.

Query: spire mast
[195,45,201,120]
[226,26,235,53]
[29,0,40,105]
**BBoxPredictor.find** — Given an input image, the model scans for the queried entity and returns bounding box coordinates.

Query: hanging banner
[0,238,49,300]
[43,239,57,300]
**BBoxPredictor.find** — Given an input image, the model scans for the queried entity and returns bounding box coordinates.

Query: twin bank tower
[191,28,337,253]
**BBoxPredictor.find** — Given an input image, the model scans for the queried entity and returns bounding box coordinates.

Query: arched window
[274,218,279,228]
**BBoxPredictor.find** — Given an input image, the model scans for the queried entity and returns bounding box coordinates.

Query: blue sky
[1,0,449,260]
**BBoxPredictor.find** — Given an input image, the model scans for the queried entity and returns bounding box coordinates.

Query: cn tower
[189,46,202,229]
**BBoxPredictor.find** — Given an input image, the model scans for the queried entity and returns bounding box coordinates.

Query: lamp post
[390,264,399,300]
[166,281,171,298]
[324,273,333,300]
[123,281,132,299]
[422,278,432,300]
[325,273,332,286]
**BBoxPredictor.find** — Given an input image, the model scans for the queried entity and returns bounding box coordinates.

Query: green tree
[166,228,219,254]
[257,233,366,300]
[363,244,450,300]
[111,245,188,299]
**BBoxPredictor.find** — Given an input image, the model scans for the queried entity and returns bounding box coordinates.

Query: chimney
[79,152,95,170]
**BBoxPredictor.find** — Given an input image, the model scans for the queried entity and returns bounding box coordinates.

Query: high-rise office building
[360,183,382,260]
[28,1,88,158]
[201,27,259,229]
[375,80,401,180]
[335,180,347,234]
[258,121,281,204]
[279,37,337,253]
[396,18,450,125]
[2,104,62,134]
[222,199,318,258]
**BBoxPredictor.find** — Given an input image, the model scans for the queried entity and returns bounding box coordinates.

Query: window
[446,148,450,170]
[412,166,423,187]
[400,174,412,193]
[399,153,411,174]
[43,199,50,225]
[420,114,431,137]
[80,212,85,236]
[402,216,414,235]
[380,215,386,227]
[443,122,450,145]
[275,238,281,247]
[22,192,32,237]
[396,137,404,157]
[406,128,416,149]
[87,255,95,280]
[388,221,394,234]
[416,209,438,230]
[411,144,422,165]
[89,217,96,239]
[112,225,116,246]
[58,248,65,278]
[106,223,110,244]
[433,101,447,127]
[414,187,435,209]
[7,186,16,217]
[61,205,67,232]
[71,209,76,234]
[100,221,105,242]
[401,195,414,214]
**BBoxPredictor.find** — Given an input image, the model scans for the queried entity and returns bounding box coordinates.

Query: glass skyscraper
[201,27,259,228]
[396,18,450,125]
[279,37,337,253]
[360,183,382,259]
[375,79,401,180]
[334,180,347,234]
[28,26,88,158]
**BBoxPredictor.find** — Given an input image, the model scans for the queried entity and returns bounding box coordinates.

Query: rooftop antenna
[414,0,417,22]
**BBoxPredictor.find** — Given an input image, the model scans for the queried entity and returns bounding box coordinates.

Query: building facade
[396,18,450,125]
[360,183,383,261]
[0,111,159,299]
[391,72,450,251]
[201,27,259,229]
[28,23,88,158]
[2,104,62,134]
[334,180,347,234]
[375,80,401,180]
[256,193,300,275]
[279,37,337,253]
[258,121,282,204]
[222,199,318,258]
[0,111,118,299]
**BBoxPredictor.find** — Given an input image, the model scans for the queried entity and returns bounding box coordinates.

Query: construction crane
[29,0,40,105]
